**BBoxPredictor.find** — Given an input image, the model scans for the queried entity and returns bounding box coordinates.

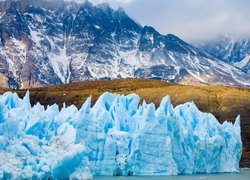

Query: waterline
[94,169,250,180]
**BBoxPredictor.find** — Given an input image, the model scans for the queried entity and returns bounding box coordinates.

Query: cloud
[75,0,250,42]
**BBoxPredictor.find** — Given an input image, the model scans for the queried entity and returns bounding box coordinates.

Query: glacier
[0,91,242,179]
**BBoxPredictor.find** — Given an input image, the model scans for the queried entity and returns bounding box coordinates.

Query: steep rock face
[0,0,250,88]
[196,36,250,73]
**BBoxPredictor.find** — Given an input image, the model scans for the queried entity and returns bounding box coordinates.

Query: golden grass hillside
[0,78,250,167]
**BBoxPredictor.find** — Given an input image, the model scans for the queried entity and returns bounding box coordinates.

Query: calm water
[94,169,250,180]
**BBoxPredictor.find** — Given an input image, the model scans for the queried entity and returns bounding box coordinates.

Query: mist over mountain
[0,0,250,88]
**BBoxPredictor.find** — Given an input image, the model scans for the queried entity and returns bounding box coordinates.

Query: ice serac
[0,91,242,179]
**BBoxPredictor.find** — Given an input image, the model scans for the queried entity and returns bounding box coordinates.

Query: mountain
[0,0,250,88]
[196,36,250,73]
[234,55,250,73]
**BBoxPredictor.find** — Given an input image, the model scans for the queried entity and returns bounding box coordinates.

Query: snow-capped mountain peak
[0,0,250,88]
[196,35,250,73]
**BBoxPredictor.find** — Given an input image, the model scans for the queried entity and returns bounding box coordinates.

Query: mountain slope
[234,55,250,73]
[0,0,250,88]
[196,35,250,73]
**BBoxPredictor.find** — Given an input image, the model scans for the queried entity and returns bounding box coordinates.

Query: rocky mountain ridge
[0,0,250,88]
[196,35,250,73]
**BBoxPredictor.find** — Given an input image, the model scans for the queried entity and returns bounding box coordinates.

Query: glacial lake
[94,169,250,180]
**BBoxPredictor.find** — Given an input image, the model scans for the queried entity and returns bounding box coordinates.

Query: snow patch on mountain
[234,55,250,69]
[48,46,71,83]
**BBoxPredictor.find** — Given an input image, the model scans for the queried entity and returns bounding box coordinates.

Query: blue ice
[0,92,242,179]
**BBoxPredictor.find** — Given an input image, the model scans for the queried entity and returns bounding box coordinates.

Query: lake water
[94,169,250,180]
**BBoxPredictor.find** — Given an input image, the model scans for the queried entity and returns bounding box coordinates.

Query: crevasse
[0,91,242,179]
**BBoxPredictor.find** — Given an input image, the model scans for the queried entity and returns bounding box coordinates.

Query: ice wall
[0,92,242,179]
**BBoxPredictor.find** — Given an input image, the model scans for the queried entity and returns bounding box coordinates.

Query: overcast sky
[76,0,250,42]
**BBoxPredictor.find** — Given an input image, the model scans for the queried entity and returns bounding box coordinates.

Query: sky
[73,0,250,42]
